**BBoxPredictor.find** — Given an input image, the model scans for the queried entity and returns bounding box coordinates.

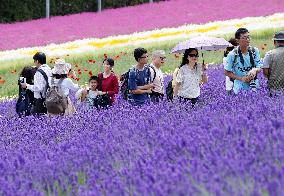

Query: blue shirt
[225,47,261,94]
[128,66,151,105]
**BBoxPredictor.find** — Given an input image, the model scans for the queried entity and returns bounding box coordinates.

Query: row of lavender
[0,67,284,195]
[1,0,284,50]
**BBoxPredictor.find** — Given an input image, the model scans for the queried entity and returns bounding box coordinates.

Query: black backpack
[166,79,174,100]
[120,70,131,100]
[120,65,156,100]
[93,94,112,109]
[166,68,180,100]
[94,73,112,108]
[16,88,32,117]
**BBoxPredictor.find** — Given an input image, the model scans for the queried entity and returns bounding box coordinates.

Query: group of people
[17,28,284,117]
[18,53,119,116]
[224,28,284,95]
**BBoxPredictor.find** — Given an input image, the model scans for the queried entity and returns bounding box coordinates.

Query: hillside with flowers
[1,0,284,50]
[0,0,284,195]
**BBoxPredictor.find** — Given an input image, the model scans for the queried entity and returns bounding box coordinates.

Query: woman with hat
[49,59,80,115]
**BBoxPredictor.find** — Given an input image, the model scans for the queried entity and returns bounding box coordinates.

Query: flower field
[1,13,284,63]
[1,0,284,51]
[1,0,284,195]
[1,69,284,195]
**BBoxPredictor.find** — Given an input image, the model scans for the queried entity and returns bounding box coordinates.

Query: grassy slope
[0,27,283,98]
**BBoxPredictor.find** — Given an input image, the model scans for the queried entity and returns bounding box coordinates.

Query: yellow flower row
[0,13,284,62]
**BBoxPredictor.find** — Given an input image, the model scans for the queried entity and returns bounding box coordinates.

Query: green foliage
[77,172,87,185]
[0,0,160,23]
[44,180,73,196]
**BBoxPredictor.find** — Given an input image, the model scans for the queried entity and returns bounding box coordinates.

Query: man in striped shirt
[263,32,284,94]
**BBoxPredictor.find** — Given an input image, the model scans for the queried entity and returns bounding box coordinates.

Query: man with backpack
[21,52,52,115]
[128,47,154,105]
[262,31,284,95]
[224,28,261,94]
[149,50,166,102]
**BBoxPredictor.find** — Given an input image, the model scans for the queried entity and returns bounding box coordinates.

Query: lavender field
[1,67,284,195]
[1,0,284,50]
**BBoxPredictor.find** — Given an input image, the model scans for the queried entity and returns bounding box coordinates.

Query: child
[76,76,104,109]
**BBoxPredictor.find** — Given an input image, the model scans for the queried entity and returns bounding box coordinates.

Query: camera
[19,77,26,84]
[250,79,257,92]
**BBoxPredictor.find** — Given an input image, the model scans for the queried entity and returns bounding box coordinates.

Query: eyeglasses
[160,57,166,61]
[188,54,199,58]
[140,55,148,59]
[240,36,251,40]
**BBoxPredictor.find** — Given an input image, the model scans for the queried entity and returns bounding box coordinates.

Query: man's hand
[145,83,154,90]
[145,89,152,94]
[81,89,88,96]
[21,83,27,89]
[202,63,208,71]
[247,68,257,77]
[98,91,106,95]
[241,75,254,83]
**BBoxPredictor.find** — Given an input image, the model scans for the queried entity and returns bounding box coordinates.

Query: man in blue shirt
[224,28,261,94]
[128,48,154,105]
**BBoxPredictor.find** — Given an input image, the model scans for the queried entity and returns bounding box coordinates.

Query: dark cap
[273,32,284,41]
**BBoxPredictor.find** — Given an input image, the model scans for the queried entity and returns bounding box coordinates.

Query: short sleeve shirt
[224,47,261,93]
[176,64,203,98]
[149,64,164,94]
[128,66,151,105]
[262,51,272,69]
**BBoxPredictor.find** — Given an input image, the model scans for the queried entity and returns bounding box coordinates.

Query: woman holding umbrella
[173,48,208,105]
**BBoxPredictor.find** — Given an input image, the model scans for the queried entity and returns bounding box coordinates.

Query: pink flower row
[1,0,284,50]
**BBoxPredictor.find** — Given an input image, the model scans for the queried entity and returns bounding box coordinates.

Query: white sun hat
[52,59,71,75]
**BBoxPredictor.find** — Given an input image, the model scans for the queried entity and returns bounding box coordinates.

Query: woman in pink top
[98,58,119,104]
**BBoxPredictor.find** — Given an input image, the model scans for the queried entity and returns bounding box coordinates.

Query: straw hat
[52,59,71,75]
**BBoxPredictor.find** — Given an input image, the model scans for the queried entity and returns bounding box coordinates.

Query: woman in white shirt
[173,48,208,106]
[49,59,80,115]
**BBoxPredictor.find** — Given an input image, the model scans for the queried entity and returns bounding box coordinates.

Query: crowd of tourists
[16,28,284,117]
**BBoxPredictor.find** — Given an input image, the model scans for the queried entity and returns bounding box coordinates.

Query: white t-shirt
[150,64,164,94]
[49,78,80,96]
[176,64,203,98]
[223,57,234,91]
[27,64,52,99]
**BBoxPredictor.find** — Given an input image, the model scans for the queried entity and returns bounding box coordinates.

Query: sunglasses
[188,54,199,58]
[140,55,148,59]
[160,57,166,61]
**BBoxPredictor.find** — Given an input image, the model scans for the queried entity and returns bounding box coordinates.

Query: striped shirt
[263,46,284,91]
